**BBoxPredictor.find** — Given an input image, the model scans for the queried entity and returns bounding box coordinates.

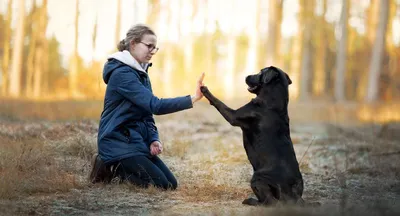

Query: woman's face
[130,34,158,64]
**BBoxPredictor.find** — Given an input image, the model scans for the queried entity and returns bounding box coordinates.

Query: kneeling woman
[90,24,205,189]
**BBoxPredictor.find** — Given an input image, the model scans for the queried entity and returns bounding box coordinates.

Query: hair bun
[117,39,126,51]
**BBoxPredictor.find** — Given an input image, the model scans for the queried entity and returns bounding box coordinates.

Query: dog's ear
[285,73,292,85]
[269,66,292,86]
[262,69,279,84]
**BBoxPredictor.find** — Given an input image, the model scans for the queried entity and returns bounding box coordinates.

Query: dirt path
[1,106,400,215]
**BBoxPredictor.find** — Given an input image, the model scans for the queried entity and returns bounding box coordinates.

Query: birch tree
[69,0,79,97]
[33,0,48,98]
[26,0,38,97]
[1,0,13,96]
[299,0,315,101]
[313,0,327,97]
[115,0,121,49]
[365,0,390,102]
[334,0,350,102]
[265,0,284,67]
[9,0,25,97]
[244,0,260,75]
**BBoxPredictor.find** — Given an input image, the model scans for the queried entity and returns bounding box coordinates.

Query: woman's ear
[129,41,136,51]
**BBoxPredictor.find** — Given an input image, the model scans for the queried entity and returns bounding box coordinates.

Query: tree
[115,0,121,49]
[162,0,174,96]
[382,0,398,100]
[312,0,328,97]
[224,3,237,100]
[180,0,197,93]
[1,0,13,96]
[265,0,284,67]
[299,0,315,101]
[334,0,350,102]
[69,0,79,97]
[365,0,389,102]
[47,36,65,94]
[366,0,379,44]
[33,0,48,98]
[9,0,25,97]
[26,0,38,97]
[244,0,260,77]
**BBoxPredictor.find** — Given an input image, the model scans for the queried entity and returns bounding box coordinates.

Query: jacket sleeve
[110,68,193,115]
[144,116,160,145]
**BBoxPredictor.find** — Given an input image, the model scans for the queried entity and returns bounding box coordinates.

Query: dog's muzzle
[246,75,261,93]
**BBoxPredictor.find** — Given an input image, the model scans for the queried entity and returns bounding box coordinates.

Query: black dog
[200,66,304,206]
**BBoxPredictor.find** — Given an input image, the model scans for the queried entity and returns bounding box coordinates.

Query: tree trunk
[265,0,283,67]
[204,0,213,84]
[299,0,315,101]
[223,2,237,100]
[9,0,25,97]
[367,0,379,44]
[1,0,13,96]
[69,0,79,97]
[383,0,397,101]
[224,36,236,100]
[356,0,379,100]
[312,0,327,97]
[181,0,196,93]
[33,0,48,98]
[115,0,121,49]
[26,0,38,98]
[162,1,174,96]
[334,0,350,102]
[290,3,304,100]
[244,0,260,75]
[146,0,160,29]
[365,0,389,103]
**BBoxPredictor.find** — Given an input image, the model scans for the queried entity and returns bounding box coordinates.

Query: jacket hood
[103,50,151,84]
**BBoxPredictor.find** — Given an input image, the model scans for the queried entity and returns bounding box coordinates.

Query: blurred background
[0,0,399,122]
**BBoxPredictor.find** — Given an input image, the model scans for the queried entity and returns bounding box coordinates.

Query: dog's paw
[242,198,260,206]
[200,86,208,94]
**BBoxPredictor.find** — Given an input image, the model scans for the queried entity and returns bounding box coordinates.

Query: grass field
[0,99,399,215]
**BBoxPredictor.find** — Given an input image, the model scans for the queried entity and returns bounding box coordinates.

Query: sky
[0,0,399,66]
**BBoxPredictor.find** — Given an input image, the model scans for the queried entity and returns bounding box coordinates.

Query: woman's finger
[198,72,205,84]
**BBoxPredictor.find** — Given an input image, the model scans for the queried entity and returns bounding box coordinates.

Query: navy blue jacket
[97,51,193,164]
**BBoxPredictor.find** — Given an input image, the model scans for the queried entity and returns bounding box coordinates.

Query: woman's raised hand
[191,72,205,104]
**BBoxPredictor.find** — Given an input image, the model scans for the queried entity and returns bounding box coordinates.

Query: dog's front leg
[200,86,239,126]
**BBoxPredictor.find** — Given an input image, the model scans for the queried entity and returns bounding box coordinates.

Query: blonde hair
[117,24,156,51]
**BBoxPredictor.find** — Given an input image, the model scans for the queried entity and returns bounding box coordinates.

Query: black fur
[200,66,303,206]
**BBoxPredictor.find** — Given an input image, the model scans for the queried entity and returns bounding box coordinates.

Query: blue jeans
[116,155,177,190]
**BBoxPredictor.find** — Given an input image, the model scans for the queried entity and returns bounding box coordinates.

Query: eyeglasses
[139,41,159,53]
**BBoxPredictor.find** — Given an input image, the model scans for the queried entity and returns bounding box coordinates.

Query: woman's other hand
[150,141,163,156]
[191,72,205,104]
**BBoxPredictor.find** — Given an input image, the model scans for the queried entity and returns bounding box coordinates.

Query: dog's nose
[245,76,251,83]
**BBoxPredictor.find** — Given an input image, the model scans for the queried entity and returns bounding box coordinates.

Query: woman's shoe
[89,153,113,184]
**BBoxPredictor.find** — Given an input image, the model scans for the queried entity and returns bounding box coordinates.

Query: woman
[90,24,204,190]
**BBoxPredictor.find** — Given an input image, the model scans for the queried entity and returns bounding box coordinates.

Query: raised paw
[200,86,208,94]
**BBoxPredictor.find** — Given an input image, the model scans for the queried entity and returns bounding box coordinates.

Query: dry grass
[0,135,80,199]
[0,100,400,215]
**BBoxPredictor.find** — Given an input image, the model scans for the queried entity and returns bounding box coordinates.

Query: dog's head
[246,66,292,108]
